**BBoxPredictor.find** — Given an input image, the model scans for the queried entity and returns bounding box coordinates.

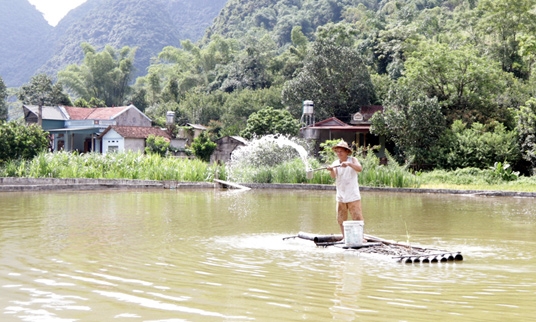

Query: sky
[28,0,87,26]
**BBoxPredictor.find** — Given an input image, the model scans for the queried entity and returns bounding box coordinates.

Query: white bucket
[343,220,364,247]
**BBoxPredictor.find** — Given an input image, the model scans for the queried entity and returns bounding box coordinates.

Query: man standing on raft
[326,140,364,236]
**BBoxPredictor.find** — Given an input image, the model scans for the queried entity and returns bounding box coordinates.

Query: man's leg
[348,200,363,221]
[337,202,348,235]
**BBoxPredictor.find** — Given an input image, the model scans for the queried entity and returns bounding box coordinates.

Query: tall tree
[371,84,446,168]
[477,0,536,78]
[402,41,511,125]
[218,34,276,93]
[282,23,375,122]
[18,74,71,126]
[138,35,239,105]
[58,43,136,107]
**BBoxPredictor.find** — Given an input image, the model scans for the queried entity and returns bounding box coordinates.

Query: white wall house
[100,125,171,155]
[101,129,125,154]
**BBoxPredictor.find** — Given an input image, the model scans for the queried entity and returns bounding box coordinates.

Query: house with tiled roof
[299,105,385,157]
[99,126,171,154]
[22,104,156,153]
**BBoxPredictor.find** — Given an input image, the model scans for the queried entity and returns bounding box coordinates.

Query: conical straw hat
[331,140,352,152]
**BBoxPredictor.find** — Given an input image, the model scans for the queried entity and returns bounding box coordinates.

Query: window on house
[108,146,119,153]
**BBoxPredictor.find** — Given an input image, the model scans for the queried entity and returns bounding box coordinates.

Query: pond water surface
[0,189,535,321]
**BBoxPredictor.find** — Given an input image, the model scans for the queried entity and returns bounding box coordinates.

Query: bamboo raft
[283,232,463,264]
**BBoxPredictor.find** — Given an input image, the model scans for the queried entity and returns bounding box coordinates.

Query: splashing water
[227,135,313,182]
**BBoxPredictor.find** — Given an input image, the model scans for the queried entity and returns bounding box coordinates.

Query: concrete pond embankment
[0,177,534,197]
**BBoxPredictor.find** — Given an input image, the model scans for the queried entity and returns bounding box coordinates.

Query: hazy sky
[28,0,87,26]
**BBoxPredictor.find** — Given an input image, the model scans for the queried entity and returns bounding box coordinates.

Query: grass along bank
[0,151,224,182]
[0,151,535,193]
[417,166,536,192]
[0,150,417,188]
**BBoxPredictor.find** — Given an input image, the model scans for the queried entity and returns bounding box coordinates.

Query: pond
[0,188,535,321]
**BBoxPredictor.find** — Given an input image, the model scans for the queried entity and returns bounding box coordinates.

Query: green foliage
[371,86,446,169]
[221,86,284,132]
[489,162,519,182]
[282,24,375,121]
[358,150,420,188]
[476,0,536,78]
[127,87,149,112]
[419,168,490,186]
[369,73,392,106]
[73,97,106,108]
[419,163,523,186]
[18,74,71,107]
[240,106,299,139]
[0,122,49,164]
[206,120,224,140]
[230,158,329,184]
[207,0,367,46]
[5,148,535,190]
[58,43,136,107]
[178,90,225,125]
[402,42,511,125]
[145,85,285,133]
[435,120,520,170]
[139,35,239,104]
[190,132,216,162]
[144,101,186,127]
[317,143,421,188]
[144,135,170,157]
[20,0,228,88]
[516,98,536,173]
[219,36,275,92]
[0,77,7,121]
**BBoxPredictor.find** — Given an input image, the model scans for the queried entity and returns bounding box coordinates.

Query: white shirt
[332,156,361,203]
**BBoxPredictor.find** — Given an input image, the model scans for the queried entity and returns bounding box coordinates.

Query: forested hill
[0,0,53,87]
[204,0,371,46]
[39,0,228,84]
[40,0,180,81]
[3,0,373,87]
[0,0,227,87]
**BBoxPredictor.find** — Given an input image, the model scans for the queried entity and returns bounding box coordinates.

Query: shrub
[190,132,216,162]
[145,135,170,157]
[0,122,49,164]
[435,120,520,170]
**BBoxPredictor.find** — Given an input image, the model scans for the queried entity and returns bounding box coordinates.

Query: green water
[0,189,534,321]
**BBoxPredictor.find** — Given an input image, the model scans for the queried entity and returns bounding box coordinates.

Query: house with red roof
[23,104,156,153]
[300,105,386,157]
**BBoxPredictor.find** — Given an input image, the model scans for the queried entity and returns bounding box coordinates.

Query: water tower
[300,100,319,140]
[166,111,175,136]
[300,100,315,127]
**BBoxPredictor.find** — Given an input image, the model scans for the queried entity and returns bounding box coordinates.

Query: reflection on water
[0,189,535,321]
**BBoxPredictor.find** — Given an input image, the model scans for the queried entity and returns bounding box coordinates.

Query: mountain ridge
[0,0,227,87]
[0,0,54,87]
